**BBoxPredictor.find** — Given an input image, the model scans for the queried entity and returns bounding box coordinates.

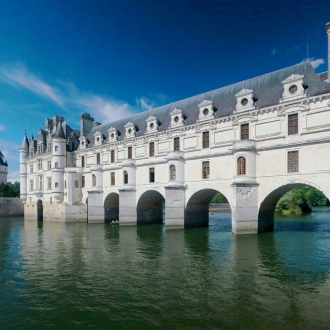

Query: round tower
[19,131,29,202]
[52,121,66,203]
[0,151,8,185]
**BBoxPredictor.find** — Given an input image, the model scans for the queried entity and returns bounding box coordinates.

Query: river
[1,208,330,329]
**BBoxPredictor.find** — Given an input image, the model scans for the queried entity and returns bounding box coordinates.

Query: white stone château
[0,151,8,184]
[21,22,330,233]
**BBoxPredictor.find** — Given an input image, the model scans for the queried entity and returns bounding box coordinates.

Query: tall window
[55,146,58,152]
[81,156,85,168]
[241,124,249,140]
[170,165,176,181]
[111,172,115,186]
[47,161,51,170]
[237,156,246,175]
[47,177,51,189]
[149,168,155,183]
[38,159,42,170]
[39,176,43,189]
[174,137,180,151]
[47,142,52,152]
[82,176,85,188]
[30,180,33,191]
[74,180,78,188]
[30,165,33,173]
[128,146,132,159]
[55,162,58,168]
[111,150,115,163]
[124,171,128,184]
[64,181,67,188]
[288,113,298,135]
[149,142,155,157]
[92,174,96,186]
[96,153,100,164]
[38,145,42,155]
[288,151,299,172]
[55,182,58,188]
[203,131,209,148]
[202,161,210,179]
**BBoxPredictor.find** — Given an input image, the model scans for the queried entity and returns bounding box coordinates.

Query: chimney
[326,22,330,81]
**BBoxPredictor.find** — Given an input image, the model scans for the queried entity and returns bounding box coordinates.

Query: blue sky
[0,0,330,182]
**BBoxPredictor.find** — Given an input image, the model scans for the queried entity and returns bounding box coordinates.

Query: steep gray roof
[0,151,8,166]
[20,131,29,150]
[86,62,330,147]
[54,122,66,139]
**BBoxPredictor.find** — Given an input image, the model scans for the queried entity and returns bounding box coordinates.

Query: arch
[237,156,246,175]
[185,189,231,228]
[37,199,43,221]
[104,192,119,223]
[258,182,328,233]
[169,164,176,181]
[137,190,165,225]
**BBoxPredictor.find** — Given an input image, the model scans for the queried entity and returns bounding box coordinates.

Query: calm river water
[1,208,330,329]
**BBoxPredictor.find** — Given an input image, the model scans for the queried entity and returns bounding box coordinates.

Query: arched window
[170,165,176,181]
[237,157,246,175]
[92,174,96,186]
[124,171,128,184]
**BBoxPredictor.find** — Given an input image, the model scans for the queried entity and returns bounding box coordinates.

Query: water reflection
[0,210,330,329]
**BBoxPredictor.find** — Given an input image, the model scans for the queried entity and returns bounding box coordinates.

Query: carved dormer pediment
[198,100,215,121]
[170,108,185,127]
[234,89,256,113]
[146,116,159,134]
[107,126,118,142]
[79,136,87,149]
[124,122,136,138]
[280,74,307,103]
[93,131,104,146]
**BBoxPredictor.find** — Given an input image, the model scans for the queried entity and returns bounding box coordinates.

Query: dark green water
[1,208,330,329]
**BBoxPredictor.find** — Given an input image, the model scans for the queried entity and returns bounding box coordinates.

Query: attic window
[128,128,132,134]
[111,133,114,139]
[81,141,84,146]
[174,116,179,123]
[289,85,297,94]
[97,137,100,142]
[203,108,209,115]
[149,123,154,129]
[241,98,248,106]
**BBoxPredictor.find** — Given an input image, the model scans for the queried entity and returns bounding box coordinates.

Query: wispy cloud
[0,124,5,131]
[0,63,165,123]
[271,48,277,55]
[0,63,63,106]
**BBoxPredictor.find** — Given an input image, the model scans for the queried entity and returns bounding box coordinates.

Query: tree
[0,182,20,197]
[211,192,228,203]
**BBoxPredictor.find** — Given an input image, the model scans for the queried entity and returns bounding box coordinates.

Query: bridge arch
[37,199,43,221]
[185,188,231,228]
[137,190,165,225]
[258,181,330,233]
[104,192,119,223]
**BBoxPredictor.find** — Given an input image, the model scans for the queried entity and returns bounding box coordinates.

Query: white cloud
[136,97,156,110]
[0,63,63,106]
[310,58,325,69]
[0,124,5,131]
[271,48,277,55]
[7,172,20,183]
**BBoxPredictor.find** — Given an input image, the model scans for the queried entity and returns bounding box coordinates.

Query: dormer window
[94,131,103,146]
[79,137,87,150]
[108,127,118,142]
[170,108,184,127]
[235,89,255,113]
[146,116,159,134]
[124,122,136,139]
[198,100,214,121]
[281,74,307,103]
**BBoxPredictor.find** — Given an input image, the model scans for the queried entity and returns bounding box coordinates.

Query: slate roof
[0,151,8,166]
[85,62,330,148]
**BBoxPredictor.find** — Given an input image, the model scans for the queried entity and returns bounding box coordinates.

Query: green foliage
[0,182,20,197]
[275,186,329,214]
[211,192,228,203]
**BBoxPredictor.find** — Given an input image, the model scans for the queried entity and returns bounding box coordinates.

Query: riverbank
[0,197,24,217]
[209,202,231,211]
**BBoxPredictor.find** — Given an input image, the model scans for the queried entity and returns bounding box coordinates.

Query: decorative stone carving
[198,100,215,121]
[124,122,136,139]
[280,74,307,103]
[146,115,159,134]
[107,127,118,142]
[93,131,103,146]
[234,89,256,113]
[170,108,185,127]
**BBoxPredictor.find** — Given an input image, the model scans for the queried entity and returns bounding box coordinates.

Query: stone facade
[20,23,330,234]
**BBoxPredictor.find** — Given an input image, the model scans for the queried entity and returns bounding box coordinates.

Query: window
[124,171,128,184]
[170,165,176,181]
[38,159,42,170]
[241,124,249,140]
[149,142,154,157]
[128,146,132,159]
[202,161,210,179]
[38,145,42,155]
[64,181,67,188]
[47,177,51,189]
[174,137,180,151]
[39,176,43,189]
[55,182,58,188]
[288,113,298,135]
[47,161,51,170]
[55,162,58,168]
[81,156,85,168]
[92,174,96,186]
[82,176,85,188]
[30,165,33,173]
[75,180,78,188]
[50,197,52,204]
[30,149,33,157]
[30,180,33,191]
[149,168,155,183]
[48,142,52,152]
[203,131,209,148]
[55,146,58,152]
[111,172,115,186]
[96,153,100,164]
[288,151,299,172]
[111,150,115,163]
[237,157,246,175]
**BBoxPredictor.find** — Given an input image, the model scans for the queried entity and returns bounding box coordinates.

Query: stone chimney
[326,22,330,81]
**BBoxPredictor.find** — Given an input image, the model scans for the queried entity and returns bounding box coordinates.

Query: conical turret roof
[20,131,29,150]
[54,121,65,139]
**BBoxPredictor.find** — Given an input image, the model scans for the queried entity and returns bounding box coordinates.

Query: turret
[326,22,330,82]
[52,121,66,203]
[19,131,29,202]
[0,151,8,185]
